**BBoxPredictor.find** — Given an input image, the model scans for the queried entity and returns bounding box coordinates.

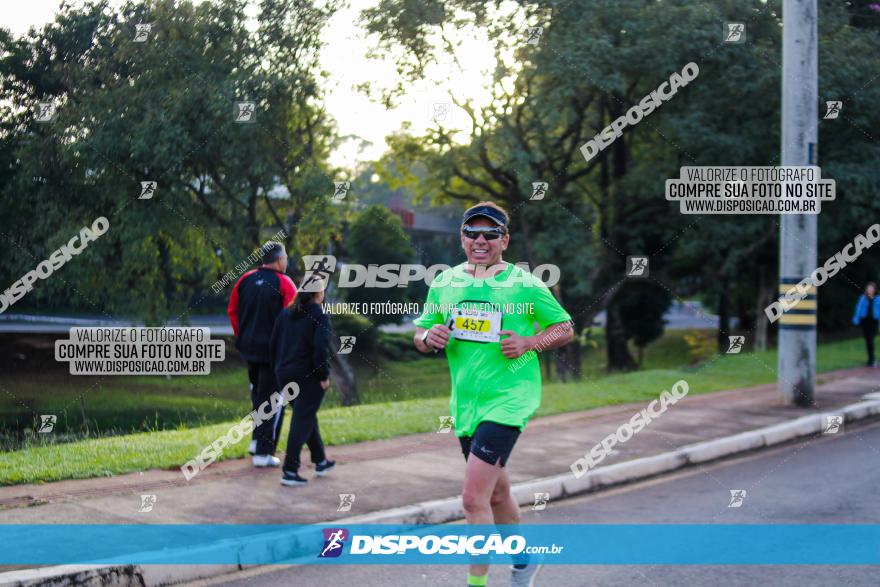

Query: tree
[363,0,774,371]
[343,205,418,324]
[617,281,672,366]
[363,0,880,372]
[0,0,342,322]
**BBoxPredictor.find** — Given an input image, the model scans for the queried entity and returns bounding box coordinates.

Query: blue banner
[2,524,879,565]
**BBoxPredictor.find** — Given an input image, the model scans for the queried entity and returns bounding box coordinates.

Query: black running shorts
[458,421,521,467]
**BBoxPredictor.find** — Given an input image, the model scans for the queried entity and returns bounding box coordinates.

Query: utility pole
[778,0,818,406]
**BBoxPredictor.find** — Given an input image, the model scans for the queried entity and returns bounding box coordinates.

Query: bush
[326,312,378,356]
[682,329,716,365]
[344,206,417,325]
[376,331,440,361]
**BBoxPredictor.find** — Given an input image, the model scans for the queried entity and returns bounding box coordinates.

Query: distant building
[387,197,459,265]
[388,197,458,236]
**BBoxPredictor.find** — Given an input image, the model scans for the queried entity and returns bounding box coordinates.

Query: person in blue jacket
[852,282,880,367]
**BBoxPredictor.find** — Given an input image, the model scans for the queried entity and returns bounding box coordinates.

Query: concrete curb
[2,397,879,587]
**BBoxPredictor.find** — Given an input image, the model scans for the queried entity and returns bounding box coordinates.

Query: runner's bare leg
[462,454,504,580]
[490,467,520,525]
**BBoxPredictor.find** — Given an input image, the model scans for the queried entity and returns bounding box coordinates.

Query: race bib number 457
[452,307,502,343]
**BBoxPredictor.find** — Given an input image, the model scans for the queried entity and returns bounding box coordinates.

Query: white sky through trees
[5,0,498,173]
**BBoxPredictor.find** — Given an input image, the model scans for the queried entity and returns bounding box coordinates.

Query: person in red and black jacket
[227,242,297,467]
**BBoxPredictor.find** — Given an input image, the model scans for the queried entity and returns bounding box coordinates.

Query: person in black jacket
[227,242,297,467]
[270,282,336,486]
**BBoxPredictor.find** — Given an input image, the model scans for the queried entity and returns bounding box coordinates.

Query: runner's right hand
[426,324,452,349]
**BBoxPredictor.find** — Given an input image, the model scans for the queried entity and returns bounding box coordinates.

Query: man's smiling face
[460,216,509,267]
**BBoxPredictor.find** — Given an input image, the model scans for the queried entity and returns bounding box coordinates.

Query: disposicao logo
[319,528,349,558]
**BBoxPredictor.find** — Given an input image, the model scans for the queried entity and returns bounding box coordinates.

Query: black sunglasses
[462,226,506,241]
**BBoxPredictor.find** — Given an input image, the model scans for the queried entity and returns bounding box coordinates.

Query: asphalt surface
[185,419,880,587]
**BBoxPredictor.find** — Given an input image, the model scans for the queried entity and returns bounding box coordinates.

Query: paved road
[186,419,880,587]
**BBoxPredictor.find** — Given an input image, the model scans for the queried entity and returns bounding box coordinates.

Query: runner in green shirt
[413,201,573,587]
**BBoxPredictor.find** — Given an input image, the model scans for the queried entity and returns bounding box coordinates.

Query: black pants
[862,321,877,365]
[279,376,327,472]
[247,362,285,455]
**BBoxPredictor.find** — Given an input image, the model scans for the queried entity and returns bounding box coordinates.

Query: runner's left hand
[499,330,533,359]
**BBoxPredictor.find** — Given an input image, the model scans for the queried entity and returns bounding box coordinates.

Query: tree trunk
[552,292,580,382]
[553,349,567,382]
[516,211,539,273]
[605,301,637,372]
[717,287,730,354]
[247,187,259,246]
[155,235,175,320]
[555,338,582,382]
[329,352,359,406]
[754,265,774,351]
[596,102,637,373]
[736,287,752,332]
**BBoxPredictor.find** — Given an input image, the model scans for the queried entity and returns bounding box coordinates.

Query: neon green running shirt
[414,262,571,437]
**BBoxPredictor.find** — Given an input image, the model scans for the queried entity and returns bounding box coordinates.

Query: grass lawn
[0,334,867,485]
[0,327,691,444]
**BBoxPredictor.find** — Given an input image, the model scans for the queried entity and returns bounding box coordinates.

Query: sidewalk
[0,367,878,527]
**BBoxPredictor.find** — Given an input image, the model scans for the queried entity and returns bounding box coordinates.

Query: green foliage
[364,0,880,373]
[0,0,341,321]
[377,331,434,361]
[618,282,673,356]
[327,311,378,356]
[1,334,867,484]
[342,205,418,324]
[682,329,717,366]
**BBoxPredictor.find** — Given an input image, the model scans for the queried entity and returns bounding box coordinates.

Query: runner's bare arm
[499,320,573,359]
[533,320,575,351]
[414,325,451,353]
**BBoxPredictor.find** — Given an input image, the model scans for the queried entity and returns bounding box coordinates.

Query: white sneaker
[252,455,281,468]
[248,440,257,455]
[511,562,543,587]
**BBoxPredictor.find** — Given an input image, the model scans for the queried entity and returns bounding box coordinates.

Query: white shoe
[511,562,543,587]
[252,455,281,468]
[248,440,257,455]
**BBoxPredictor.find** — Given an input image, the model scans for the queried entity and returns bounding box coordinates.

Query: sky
[4,0,498,172]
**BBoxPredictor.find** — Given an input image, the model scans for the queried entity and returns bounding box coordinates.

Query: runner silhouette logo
[319,528,349,557]
[234,102,256,123]
[626,256,649,278]
[134,23,152,42]
[437,415,455,433]
[38,415,56,433]
[35,103,57,123]
[337,495,355,512]
[728,489,747,508]
[139,181,157,200]
[300,255,336,292]
[531,182,548,200]
[824,101,842,120]
[724,23,745,43]
[532,492,550,511]
[138,494,157,513]
[823,415,844,435]
[727,336,745,354]
[526,27,543,45]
